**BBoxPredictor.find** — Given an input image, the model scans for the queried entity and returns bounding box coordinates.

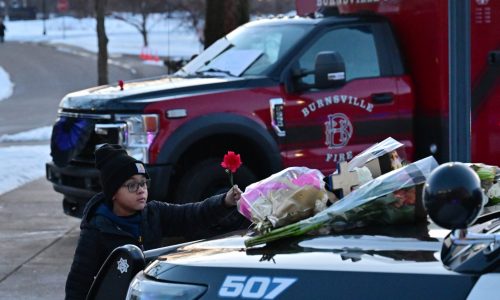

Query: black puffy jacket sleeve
[143,194,235,242]
[65,228,106,300]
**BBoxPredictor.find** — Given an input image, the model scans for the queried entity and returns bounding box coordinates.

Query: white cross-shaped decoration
[329,161,360,198]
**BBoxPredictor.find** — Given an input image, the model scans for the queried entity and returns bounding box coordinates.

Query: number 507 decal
[218,275,297,299]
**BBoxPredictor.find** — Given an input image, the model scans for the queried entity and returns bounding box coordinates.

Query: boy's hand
[224,185,242,207]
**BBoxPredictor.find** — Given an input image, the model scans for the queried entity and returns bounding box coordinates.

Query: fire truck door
[280,24,411,174]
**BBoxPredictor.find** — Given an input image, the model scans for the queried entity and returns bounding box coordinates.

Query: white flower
[354,166,373,185]
[487,182,500,199]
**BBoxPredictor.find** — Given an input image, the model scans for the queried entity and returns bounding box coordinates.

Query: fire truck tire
[173,158,258,204]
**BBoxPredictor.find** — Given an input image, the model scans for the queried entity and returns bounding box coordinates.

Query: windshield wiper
[195,67,236,77]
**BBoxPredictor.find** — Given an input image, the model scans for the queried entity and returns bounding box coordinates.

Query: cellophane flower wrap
[469,163,500,205]
[237,167,329,234]
[245,156,438,247]
[347,136,405,171]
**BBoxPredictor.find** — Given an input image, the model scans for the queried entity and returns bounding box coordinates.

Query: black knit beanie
[95,144,150,199]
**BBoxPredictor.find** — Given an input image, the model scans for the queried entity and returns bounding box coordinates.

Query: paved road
[0,41,167,299]
[0,179,80,300]
[0,41,167,136]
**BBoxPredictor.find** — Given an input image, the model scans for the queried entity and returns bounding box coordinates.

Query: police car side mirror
[423,162,484,229]
[87,244,145,300]
[314,51,346,89]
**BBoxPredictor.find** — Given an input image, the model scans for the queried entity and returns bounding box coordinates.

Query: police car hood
[143,225,478,299]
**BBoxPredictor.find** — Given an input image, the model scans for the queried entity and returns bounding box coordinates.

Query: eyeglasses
[122,179,151,193]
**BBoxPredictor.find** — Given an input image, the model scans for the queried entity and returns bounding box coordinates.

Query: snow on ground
[0,126,52,142]
[0,127,53,196]
[0,145,51,196]
[0,14,201,196]
[0,66,14,102]
[4,14,202,58]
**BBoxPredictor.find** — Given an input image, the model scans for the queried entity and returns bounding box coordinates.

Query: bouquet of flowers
[238,167,330,234]
[244,156,438,247]
[323,137,408,201]
[470,163,500,205]
[347,137,405,171]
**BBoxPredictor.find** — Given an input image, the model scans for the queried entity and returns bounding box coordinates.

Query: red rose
[221,151,242,187]
[221,151,242,173]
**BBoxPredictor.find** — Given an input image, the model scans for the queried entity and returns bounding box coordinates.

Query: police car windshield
[177,23,312,77]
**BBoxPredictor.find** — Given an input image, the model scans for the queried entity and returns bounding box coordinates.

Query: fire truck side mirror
[314,51,346,89]
[283,62,311,93]
[489,50,500,66]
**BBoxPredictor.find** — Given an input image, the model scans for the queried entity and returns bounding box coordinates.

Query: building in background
[1,0,37,20]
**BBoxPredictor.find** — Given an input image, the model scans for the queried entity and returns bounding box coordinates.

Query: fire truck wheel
[173,158,258,204]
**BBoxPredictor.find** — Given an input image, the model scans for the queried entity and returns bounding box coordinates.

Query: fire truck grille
[71,129,117,164]
[52,112,120,166]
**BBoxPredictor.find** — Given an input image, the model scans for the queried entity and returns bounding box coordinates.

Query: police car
[88,163,499,300]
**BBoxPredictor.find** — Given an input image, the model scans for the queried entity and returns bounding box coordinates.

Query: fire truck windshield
[178,22,312,77]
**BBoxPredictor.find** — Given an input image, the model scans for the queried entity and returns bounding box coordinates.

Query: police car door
[278,23,413,174]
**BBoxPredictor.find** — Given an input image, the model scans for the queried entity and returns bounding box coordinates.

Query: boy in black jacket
[65,144,242,300]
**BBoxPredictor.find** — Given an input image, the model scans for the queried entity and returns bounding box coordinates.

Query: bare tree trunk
[204,0,248,49]
[141,11,148,47]
[237,0,250,27]
[141,29,148,47]
[95,0,109,85]
[224,0,237,34]
[204,0,224,49]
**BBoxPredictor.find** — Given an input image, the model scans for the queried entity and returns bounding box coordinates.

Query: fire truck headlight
[115,114,159,163]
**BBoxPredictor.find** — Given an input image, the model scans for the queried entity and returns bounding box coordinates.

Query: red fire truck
[46,0,499,217]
